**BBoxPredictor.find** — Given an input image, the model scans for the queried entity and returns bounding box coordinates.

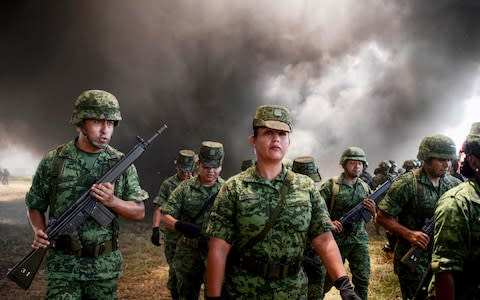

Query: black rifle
[400,217,434,272]
[7,125,167,290]
[338,175,396,227]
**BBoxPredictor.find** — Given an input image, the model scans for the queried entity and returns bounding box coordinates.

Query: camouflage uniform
[292,156,325,300]
[26,140,148,298]
[206,165,334,299]
[320,173,371,300]
[161,141,225,300]
[153,174,184,297]
[377,169,460,299]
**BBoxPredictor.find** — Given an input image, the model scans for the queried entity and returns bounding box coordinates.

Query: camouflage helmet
[199,141,224,168]
[292,156,321,182]
[402,159,417,171]
[379,160,392,170]
[71,89,122,126]
[241,159,255,171]
[417,134,457,161]
[339,146,367,166]
[253,104,292,132]
[176,149,196,172]
[464,122,480,157]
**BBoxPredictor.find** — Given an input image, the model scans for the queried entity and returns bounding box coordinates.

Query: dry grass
[0,180,401,299]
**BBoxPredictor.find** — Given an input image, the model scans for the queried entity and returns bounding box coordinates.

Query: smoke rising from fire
[1,0,480,193]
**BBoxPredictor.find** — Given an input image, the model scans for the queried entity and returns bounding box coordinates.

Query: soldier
[240,159,255,171]
[2,168,9,184]
[161,141,225,300]
[25,90,148,298]
[151,149,196,300]
[376,134,462,300]
[0,168,4,184]
[320,147,376,300]
[402,159,419,173]
[292,156,325,300]
[206,104,360,300]
[371,160,392,190]
[430,122,480,299]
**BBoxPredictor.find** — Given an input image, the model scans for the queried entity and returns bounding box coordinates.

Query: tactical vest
[329,175,370,214]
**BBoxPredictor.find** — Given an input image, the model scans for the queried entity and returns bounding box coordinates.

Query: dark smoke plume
[1,0,480,194]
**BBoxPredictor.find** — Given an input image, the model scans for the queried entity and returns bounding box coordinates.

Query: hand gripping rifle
[400,217,434,272]
[338,175,397,227]
[7,125,167,290]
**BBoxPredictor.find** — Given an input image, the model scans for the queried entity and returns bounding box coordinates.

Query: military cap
[199,141,224,168]
[241,159,255,171]
[176,149,196,172]
[292,156,321,182]
[252,104,292,132]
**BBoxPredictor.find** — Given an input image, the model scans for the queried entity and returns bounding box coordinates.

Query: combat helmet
[339,146,367,166]
[71,89,122,126]
[417,134,457,161]
[402,159,418,172]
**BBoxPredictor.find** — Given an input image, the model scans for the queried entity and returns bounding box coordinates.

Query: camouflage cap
[292,156,321,182]
[253,104,292,132]
[176,149,196,172]
[71,89,122,126]
[199,141,224,168]
[241,159,255,171]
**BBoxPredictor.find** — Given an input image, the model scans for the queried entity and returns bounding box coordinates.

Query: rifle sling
[240,170,294,251]
[191,192,219,222]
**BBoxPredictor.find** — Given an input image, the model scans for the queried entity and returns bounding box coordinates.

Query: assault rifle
[400,217,434,272]
[338,175,396,227]
[7,125,167,290]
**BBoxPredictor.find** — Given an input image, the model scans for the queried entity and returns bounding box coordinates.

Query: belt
[181,236,200,248]
[55,239,118,257]
[238,256,303,280]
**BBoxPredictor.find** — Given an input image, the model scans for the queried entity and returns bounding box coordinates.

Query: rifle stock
[7,125,167,290]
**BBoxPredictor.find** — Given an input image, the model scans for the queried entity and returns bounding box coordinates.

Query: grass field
[0,179,401,299]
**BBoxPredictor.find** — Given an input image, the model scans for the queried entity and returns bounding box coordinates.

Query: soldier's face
[198,163,221,186]
[250,128,290,163]
[426,158,451,178]
[176,167,193,181]
[78,119,114,151]
[344,160,363,178]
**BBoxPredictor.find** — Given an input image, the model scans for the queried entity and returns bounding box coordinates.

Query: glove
[334,275,361,300]
[175,220,201,238]
[151,227,161,246]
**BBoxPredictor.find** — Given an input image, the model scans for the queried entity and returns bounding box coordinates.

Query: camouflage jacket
[377,168,461,259]
[430,179,480,299]
[206,165,334,262]
[161,174,224,233]
[26,139,148,280]
[320,174,371,245]
[153,173,182,207]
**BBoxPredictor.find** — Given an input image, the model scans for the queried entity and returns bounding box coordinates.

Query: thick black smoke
[1,0,480,195]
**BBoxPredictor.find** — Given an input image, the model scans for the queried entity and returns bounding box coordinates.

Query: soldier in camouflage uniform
[402,159,419,173]
[206,104,360,300]
[26,89,148,299]
[151,149,196,300]
[320,147,376,300]
[292,156,326,300]
[161,141,225,300]
[428,123,480,299]
[376,134,461,300]
[371,160,392,190]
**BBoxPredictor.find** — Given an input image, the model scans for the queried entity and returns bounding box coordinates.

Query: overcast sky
[1,0,480,193]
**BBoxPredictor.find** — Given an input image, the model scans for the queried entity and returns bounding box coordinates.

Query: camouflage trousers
[164,231,180,300]
[46,277,118,299]
[303,246,326,300]
[394,255,430,300]
[323,242,370,300]
[173,240,207,300]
